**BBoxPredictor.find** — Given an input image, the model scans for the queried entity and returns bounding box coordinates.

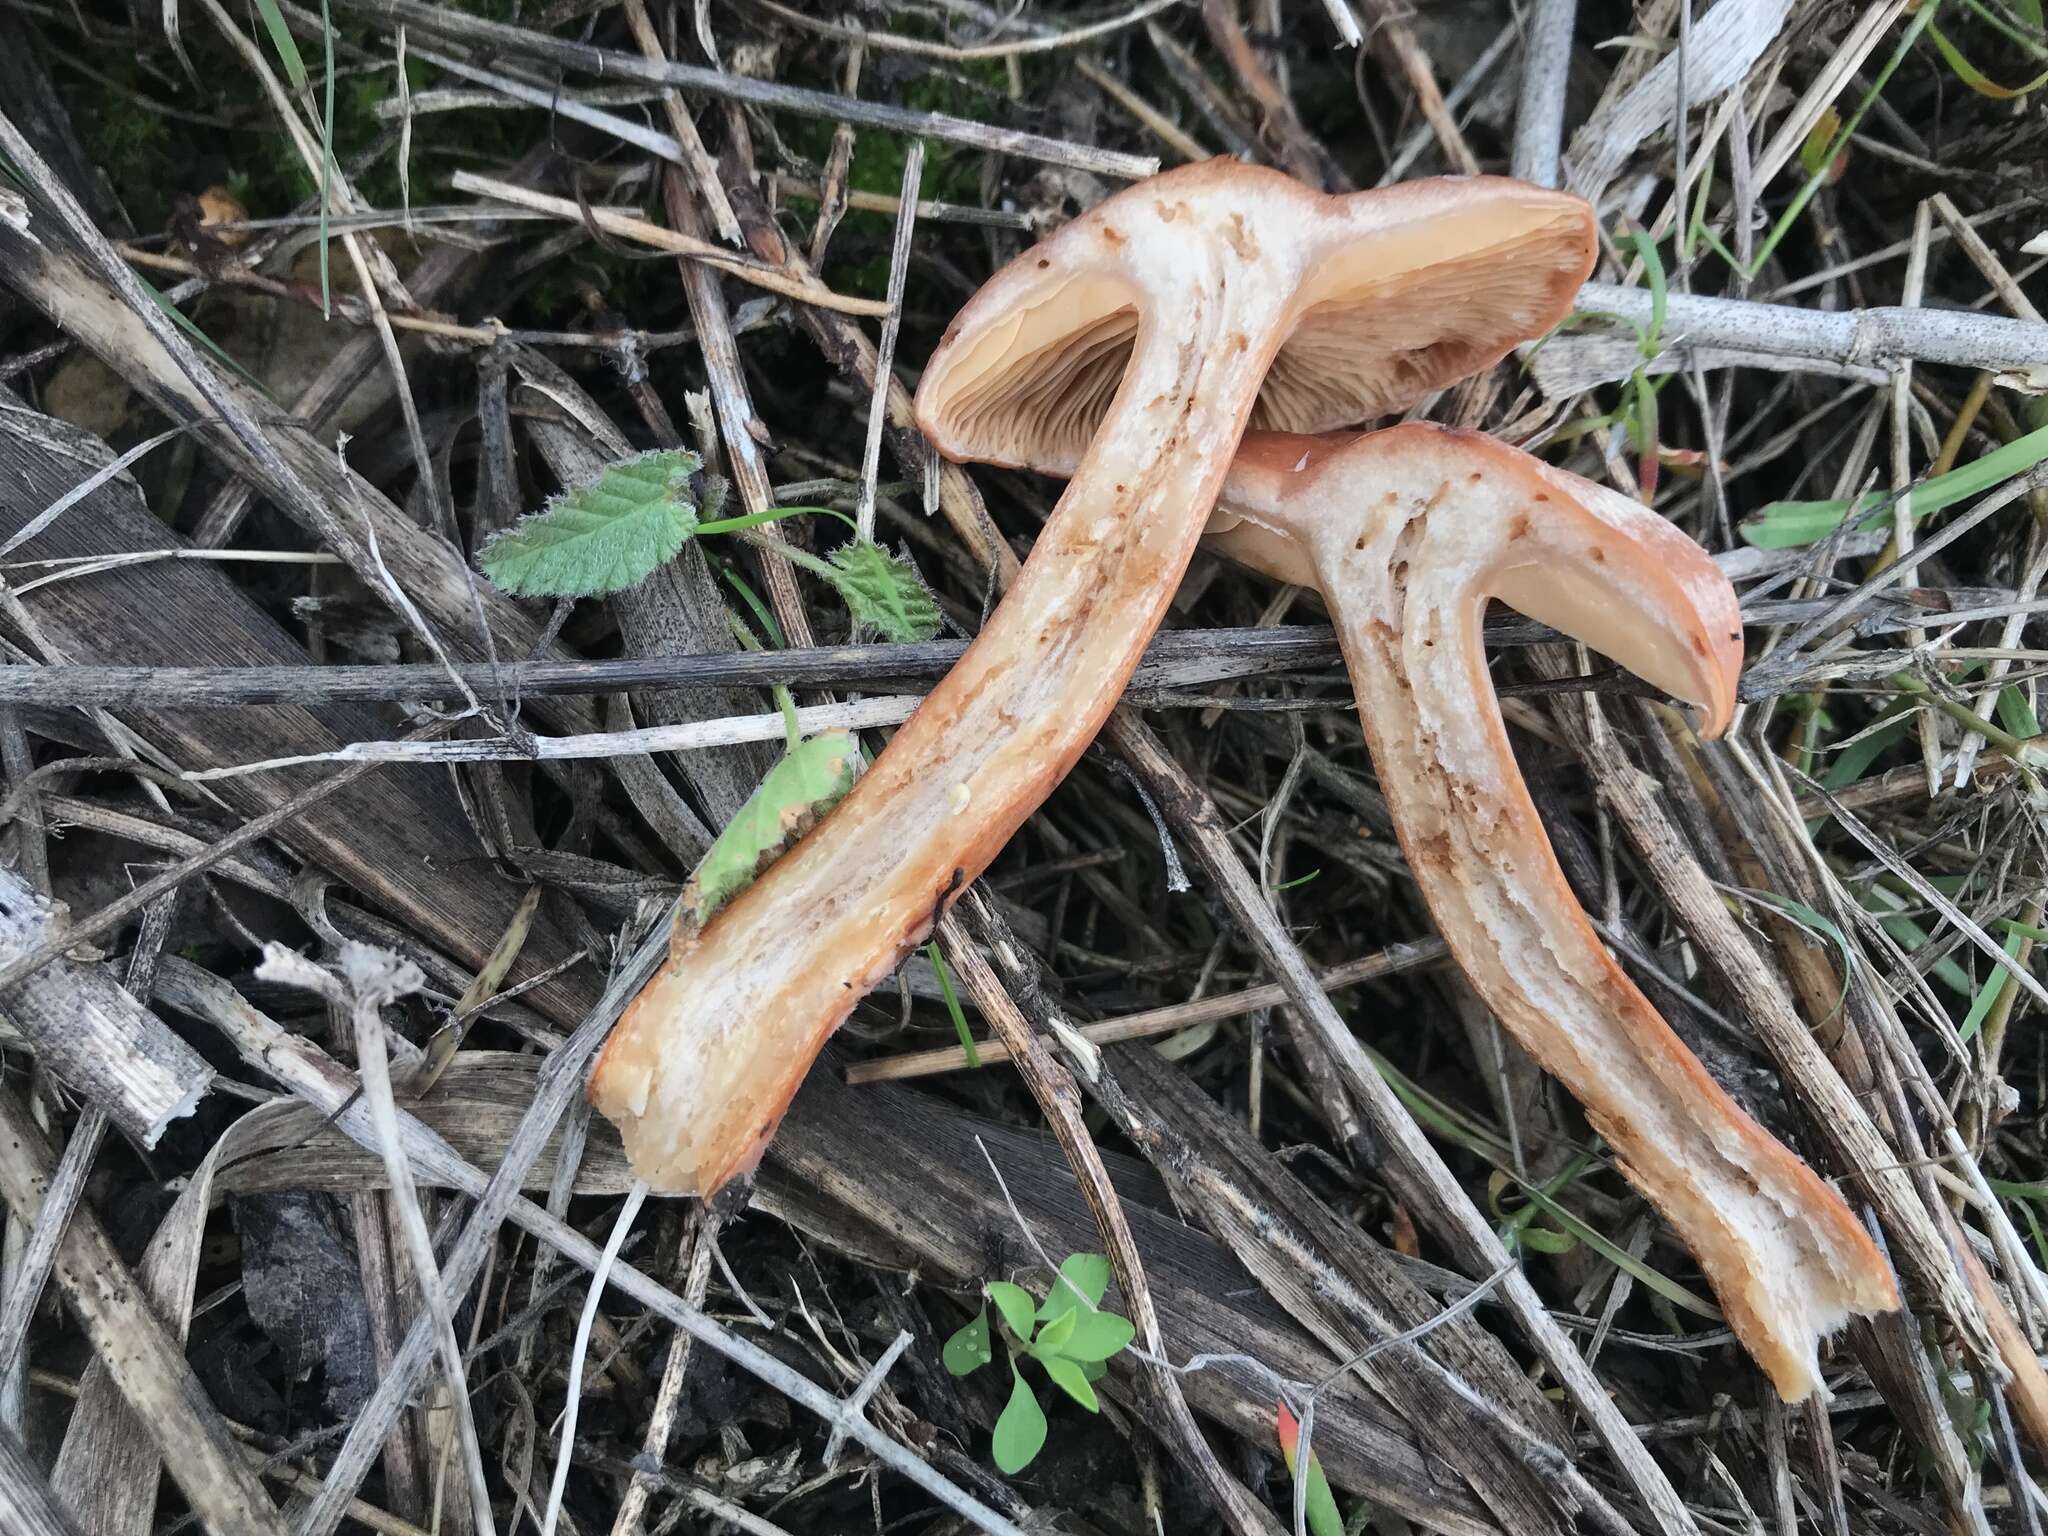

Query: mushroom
[589,161,1598,1197]
[1205,424,1898,1399]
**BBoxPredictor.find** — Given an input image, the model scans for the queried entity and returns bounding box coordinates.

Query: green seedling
[924,941,979,1068]
[1547,225,1679,501]
[478,449,939,641]
[942,1252,1136,1474]
[1487,1168,1579,1256]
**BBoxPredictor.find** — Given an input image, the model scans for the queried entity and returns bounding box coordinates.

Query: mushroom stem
[590,279,1293,1196]
[1208,425,1898,1400]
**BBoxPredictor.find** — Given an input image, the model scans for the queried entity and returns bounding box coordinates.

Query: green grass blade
[1511,1181,1724,1319]
[251,0,308,88]
[318,0,335,316]
[926,942,979,1068]
[133,272,273,395]
[1748,0,1938,279]
[1625,228,1667,357]
[1743,420,2048,548]
[1928,22,2048,95]
[1958,928,2027,1043]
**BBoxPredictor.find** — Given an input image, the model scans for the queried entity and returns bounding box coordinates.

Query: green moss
[778,52,1012,214]
[80,59,176,226]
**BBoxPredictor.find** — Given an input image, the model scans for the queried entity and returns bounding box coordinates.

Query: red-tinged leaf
[1927,24,2048,99]
[1275,1403,1345,1536]
[1799,107,1850,183]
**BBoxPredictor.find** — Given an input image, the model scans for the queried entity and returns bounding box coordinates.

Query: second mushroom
[1206,424,1898,1399]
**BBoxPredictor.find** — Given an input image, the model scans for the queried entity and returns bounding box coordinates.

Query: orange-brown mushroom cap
[916,161,1598,477]
[1211,427,1743,739]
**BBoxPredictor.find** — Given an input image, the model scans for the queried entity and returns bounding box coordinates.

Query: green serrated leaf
[826,541,941,642]
[1039,1355,1098,1411]
[1031,1307,1079,1358]
[1058,1310,1136,1363]
[479,449,705,598]
[941,1308,992,1377]
[987,1281,1037,1344]
[992,1365,1047,1474]
[679,730,858,934]
[1039,1252,1110,1328]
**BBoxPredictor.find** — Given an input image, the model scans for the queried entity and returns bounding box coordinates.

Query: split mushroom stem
[1205,424,1898,1400]
[589,161,1597,1197]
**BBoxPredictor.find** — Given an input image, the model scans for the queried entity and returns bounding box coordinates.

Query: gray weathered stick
[0,111,358,580]
[333,0,1158,180]
[0,575,1978,711]
[0,893,179,1390]
[0,1087,290,1536]
[257,945,501,1536]
[0,746,420,995]
[0,1421,81,1536]
[1577,282,2048,381]
[1511,0,1576,187]
[847,934,1450,1083]
[0,867,212,1147]
[155,960,1034,1536]
[0,635,1287,707]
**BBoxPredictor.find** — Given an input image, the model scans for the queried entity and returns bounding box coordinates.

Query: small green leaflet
[479,450,721,598]
[1057,1311,1135,1363]
[941,1308,992,1376]
[677,729,858,941]
[986,1281,1037,1343]
[993,1365,1047,1475]
[1039,1355,1097,1411]
[476,449,932,643]
[1038,1252,1110,1328]
[1031,1306,1079,1358]
[827,540,941,643]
